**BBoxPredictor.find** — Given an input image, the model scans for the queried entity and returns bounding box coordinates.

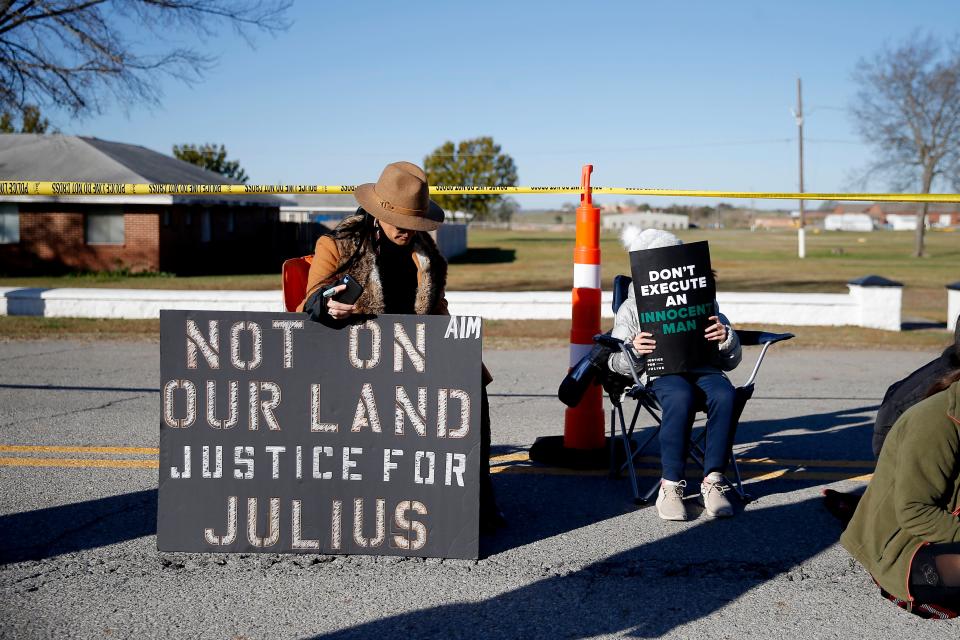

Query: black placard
[158,310,482,559]
[629,241,716,376]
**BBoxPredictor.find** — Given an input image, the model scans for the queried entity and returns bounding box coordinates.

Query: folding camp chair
[601,274,794,505]
[281,255,313,312]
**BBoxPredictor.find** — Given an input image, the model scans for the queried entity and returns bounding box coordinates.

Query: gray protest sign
[158,310,482,559]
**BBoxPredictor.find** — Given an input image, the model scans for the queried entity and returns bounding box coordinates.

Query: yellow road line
[494,465,873,482]
[0,447,873,481]
[491,452,875,470]
[0,445,159,455]
[735,456,875,469]
[0,457,158,469]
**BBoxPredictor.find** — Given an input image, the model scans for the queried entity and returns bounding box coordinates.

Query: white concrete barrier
[948,282,960,332]
[0,275,906,330]
[0,287,283,319]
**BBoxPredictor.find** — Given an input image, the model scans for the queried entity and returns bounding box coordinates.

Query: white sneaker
[655,479,688,521]
[701,472,734,517]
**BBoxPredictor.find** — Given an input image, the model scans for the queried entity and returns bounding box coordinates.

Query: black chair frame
[600,275,794,505]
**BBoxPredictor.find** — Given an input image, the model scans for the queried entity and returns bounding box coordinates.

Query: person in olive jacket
[841,374,960,619]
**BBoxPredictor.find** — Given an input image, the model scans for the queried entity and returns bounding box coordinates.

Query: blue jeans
[650,372,736,482]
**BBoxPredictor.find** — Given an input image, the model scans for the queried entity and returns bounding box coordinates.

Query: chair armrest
[735,330,795,347]
[741,331,795,387]
[594,333,644,388]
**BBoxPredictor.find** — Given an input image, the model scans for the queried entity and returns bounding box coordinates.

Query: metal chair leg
[617,404,642,503]
[729,449,752,503]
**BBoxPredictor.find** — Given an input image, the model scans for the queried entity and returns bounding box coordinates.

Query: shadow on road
[307,496,836,640]
[734,403,880,461]
[0,489,156,565]
[0,398,868,566]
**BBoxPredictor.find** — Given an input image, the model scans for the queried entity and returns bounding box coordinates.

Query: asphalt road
[0,338,956,639]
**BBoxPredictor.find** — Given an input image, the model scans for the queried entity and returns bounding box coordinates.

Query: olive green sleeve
[892,404,960,544]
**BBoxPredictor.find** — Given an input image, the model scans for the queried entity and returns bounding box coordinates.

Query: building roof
[287,194,358,208]
[0,134,286,206]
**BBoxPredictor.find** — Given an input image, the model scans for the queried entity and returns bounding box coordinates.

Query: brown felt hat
[354,161,445,232]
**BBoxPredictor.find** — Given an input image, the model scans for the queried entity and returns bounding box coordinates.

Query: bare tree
[851,33,960,256]
[0,0,291,117]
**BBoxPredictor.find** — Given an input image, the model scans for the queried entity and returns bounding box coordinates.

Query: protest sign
[629,241,716,376]
[158,310,482,559]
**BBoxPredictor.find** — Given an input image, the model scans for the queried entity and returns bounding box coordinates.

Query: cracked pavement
[1,338,957,638]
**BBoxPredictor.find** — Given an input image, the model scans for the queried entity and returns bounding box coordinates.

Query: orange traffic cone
[564,165,605,449]
[529,165,608,468]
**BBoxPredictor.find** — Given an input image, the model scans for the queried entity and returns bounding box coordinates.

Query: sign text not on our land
[158,310,482,559]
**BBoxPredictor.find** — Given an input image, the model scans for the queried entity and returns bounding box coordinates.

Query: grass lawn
[1,228,957,346]
[448,228,959,324]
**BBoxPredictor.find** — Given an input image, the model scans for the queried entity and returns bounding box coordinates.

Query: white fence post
[847,276,903,331]
[947,282,960,333]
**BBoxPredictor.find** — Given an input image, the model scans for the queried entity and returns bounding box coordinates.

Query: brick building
[0,134,319,275]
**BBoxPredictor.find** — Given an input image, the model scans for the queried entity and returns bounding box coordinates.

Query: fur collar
[332,214,447,315]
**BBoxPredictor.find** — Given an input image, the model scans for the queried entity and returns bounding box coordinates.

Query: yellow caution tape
[2,180,959,203]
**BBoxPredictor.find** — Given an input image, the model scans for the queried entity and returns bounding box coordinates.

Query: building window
[201,210,211,243]
[162,210,171,226]
[0,204,19,244]
[86,210,125,245]
[227,211,235,233]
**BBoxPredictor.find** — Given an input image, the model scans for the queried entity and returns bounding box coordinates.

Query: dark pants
[907,543,960,616]
[650,372,736,482]
[480,387,497,518]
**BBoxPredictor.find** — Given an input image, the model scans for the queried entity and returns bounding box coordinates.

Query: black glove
[303,286,344,328]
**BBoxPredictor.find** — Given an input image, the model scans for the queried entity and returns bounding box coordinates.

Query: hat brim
[354,183,445,232]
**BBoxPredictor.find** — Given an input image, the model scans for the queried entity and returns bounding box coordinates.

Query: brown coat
[297,219,448,316]
[298,215,490,384]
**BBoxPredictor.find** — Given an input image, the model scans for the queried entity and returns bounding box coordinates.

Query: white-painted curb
[0,281,911,331]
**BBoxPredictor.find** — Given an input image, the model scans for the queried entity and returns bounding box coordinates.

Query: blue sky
[55,1,960,209]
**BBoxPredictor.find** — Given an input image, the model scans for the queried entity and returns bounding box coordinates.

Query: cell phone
[331,274,364,305]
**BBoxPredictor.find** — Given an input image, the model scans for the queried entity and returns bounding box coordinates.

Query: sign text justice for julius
[160,313,480,554]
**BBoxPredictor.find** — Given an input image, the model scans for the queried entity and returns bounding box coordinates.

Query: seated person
[608,227,741,521]
[873,318,960,458]
[823,316,960,525]
[840,368,960,619]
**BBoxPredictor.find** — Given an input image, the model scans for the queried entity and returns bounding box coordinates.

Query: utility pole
[795,77,806,258]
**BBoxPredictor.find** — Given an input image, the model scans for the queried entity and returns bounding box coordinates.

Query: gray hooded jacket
[607,283,742,379]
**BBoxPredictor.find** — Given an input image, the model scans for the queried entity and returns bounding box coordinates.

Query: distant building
[0,134,319,275]
[601,211,689,231]
[822,201,959,229]
[752,216,796,230]
[279,193,468,259]
[824,213,875,232]
[280,194,357,224]
[885,214,931,231]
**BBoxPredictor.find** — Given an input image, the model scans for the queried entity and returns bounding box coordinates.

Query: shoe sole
[656,504,688,521]
[701,498,734,518]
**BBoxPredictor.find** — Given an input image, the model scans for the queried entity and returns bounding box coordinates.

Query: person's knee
[706,383,735,413]
[657,382,694,410]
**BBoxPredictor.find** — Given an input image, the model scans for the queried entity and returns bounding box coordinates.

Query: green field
[1,228,957,345]
[452,228,959,323]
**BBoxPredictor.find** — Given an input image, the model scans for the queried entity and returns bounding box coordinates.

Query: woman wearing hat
[298,161,503,532]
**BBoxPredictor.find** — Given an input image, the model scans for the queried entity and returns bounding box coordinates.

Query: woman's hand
[704,315,727,342]
[325,285,356,320]
[631,331,657,355]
